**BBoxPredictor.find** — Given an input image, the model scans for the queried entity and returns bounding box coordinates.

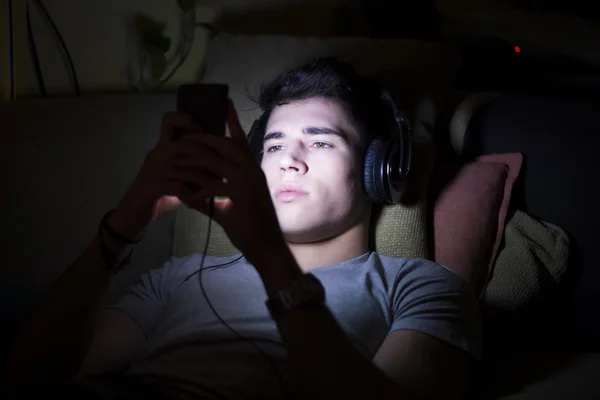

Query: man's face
[261,96,370,243]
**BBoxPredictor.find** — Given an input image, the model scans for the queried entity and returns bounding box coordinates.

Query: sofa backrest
[0,94,178,301]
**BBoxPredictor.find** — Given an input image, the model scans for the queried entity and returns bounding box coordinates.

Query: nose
[279,142,308,174]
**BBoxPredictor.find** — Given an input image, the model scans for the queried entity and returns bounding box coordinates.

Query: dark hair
[256,58,391,153]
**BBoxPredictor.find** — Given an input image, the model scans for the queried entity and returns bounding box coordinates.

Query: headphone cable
[33,0,80,96]
[26,1,46,97]
[198,197,290,398]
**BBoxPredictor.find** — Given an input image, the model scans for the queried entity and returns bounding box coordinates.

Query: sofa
[1,34,599,399]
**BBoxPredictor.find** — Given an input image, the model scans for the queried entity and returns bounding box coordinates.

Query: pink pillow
[431,153,523,297]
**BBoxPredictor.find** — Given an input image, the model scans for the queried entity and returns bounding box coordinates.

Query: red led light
[514,46,521,53]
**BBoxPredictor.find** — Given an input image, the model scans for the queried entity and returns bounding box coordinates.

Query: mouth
[275,186,309,202]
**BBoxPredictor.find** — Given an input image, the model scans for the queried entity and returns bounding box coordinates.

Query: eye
[313,142,333,149]
[267,145,283,152]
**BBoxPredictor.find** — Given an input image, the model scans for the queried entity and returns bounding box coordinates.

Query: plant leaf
[147,47,167,81]
[143,28,171,53]
[134,13,164,36]
[177,0,196,12]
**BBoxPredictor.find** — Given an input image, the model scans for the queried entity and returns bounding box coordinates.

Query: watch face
[266,274,325,320]
[281,287,302,305]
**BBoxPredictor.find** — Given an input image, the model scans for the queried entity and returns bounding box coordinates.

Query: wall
[437,1,600,66]
[1,0,359,99]
[0,0,529,99]
[3,0,600,99]
[3,0,214,97]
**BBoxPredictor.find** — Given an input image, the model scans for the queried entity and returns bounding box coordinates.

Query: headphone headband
[379,88,412,185]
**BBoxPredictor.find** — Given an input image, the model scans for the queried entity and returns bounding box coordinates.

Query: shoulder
[372,253,479,319]
[351,252,477,307]
[373,254,482,361]
[372,253,468,286]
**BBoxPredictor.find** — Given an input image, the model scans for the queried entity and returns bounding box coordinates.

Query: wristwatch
[265,273,326,320]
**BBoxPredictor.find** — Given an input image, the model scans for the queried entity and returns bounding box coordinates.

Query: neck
[286,216,371,272]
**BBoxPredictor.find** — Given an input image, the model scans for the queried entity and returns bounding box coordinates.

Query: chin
[279,217,342,244]
[282,230,331,244]
[275,199,367,244]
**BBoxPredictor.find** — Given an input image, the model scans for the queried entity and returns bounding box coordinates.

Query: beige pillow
[483,209,570,311]
[481,209,571,346]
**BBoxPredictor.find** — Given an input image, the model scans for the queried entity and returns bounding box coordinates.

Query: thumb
[193,197,232,224]
[226,100,246,141]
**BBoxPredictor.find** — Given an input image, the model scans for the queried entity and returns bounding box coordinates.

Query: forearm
[1,220,131,388]
[277,305,403,399]
[257,253,403,399]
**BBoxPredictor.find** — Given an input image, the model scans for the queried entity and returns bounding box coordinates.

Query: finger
[169,142,240,178]
[160,111,204,144]
[226,100,246,141]
[161,166,226,189]
[171,156,233,180]
[152,173,214,206]
[157,180,193,204]
[164,179,229,210]
[191,186,231,201]
[175,134,246,167]
[188,196,232,222]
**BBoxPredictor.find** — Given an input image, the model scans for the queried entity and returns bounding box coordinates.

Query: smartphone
[177,84,229,136]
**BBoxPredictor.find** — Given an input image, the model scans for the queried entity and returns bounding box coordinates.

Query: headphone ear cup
[363,137,386,203]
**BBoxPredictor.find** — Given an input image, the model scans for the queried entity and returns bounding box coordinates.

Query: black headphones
[247,88,412,204]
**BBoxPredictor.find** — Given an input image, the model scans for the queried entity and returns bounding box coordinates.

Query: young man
[3,59,481,399]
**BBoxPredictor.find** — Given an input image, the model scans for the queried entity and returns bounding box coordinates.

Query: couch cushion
[482,209,571,348]
[448,92,501,156]
[0,94,178,302]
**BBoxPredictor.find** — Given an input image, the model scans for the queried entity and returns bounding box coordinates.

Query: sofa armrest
[475,352,600,399]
